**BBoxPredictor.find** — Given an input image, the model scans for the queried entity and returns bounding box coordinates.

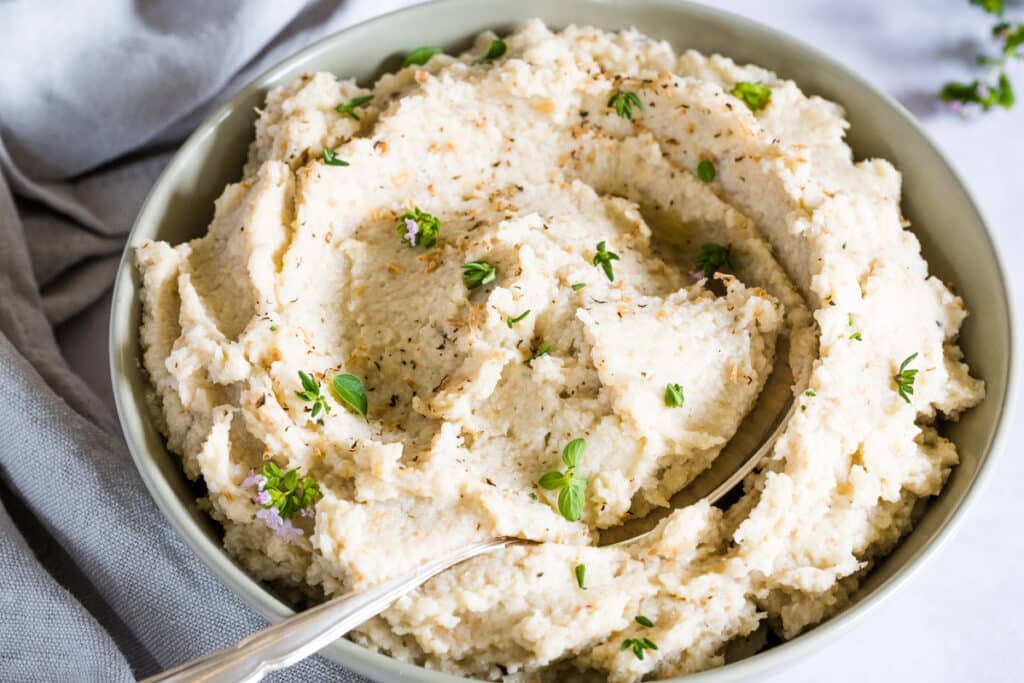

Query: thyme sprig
[258,462,322,521]
[295,371,331,419]
[940,0,1019,112]
[621,637,658,661]
[336,95,373,121]
[608,90,643,119]
[695,242,732,279]
[894,353,919,404]
[462,261,497,289]
[592,241,620,282]
[397,207,440,248]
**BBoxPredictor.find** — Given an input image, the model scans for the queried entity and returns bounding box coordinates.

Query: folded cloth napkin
[0,1,417,679]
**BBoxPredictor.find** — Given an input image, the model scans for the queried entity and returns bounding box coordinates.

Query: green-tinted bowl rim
[109,1,1019,680]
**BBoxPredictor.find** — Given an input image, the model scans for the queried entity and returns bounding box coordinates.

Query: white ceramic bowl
[109,1,1017,680]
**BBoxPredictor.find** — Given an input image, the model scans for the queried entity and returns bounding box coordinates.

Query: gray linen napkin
[0,1,422,679]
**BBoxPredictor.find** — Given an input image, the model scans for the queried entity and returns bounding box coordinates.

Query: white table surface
[54,1,1024,681]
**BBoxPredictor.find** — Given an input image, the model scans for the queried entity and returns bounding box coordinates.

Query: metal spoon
[143,537,523,682]
[144,358,795,682]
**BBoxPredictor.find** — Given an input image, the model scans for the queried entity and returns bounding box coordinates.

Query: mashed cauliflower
[136,21,983,682]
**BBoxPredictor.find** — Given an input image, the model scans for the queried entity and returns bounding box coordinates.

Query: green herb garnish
[336,94,373,121]
[937,80,978,104]
[971,0,1003,15]
[1001,23,1024,55]
[620,637,658,661]
[730,81,772,111]
[664,383,684,407]
[473,39,507,65]
[697,159,716,182]
[295,371,331,419]
[608,89,643,120]
[805,390,816,397]
[635,615,654,628]
[592,241,620,282]
[571,282,586,291]
[940,1,1020,112]
[848,314,863,340]
[575,564,586,589]
[894,353,919,404]
[695,242,732,278]
[403,46,440,67]
[260,462,322,520]
[332,373,368,418]
[462,261,497,289]
[270,325,278,332]
[538,438,588,522]
[507,310,531,328]
[397,207,441,248]
[940,73,1014,110]
[531,343,552,360]
[322,149,349,166]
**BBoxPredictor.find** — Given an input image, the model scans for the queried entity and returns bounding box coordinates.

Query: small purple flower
[242,470,260,489]
[687,270,704,284]
[256,506,284,530]
[945,100,964,114]
[276,519,304,543]
[255,490,272,506]
[403,218,419,246]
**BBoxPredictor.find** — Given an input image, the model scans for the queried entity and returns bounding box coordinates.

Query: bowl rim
[109,0,1020,680]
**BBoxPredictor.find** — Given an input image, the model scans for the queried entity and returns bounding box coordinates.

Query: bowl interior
[109,1,1014,681]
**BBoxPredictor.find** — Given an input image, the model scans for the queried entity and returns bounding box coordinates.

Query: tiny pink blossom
[277,519,304,543]
[687,270,704,284]
[255,490,272,506]
[403,218,419,246]
[256,507,284,530]
[945,100,963,114]
[300,507,315,519]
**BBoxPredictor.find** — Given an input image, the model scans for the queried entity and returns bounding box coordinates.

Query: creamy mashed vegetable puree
[137,21,984,682]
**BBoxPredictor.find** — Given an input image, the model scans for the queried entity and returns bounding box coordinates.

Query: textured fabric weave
[0,1,420,679]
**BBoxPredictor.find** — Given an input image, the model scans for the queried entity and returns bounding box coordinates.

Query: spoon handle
[143,537,518,682]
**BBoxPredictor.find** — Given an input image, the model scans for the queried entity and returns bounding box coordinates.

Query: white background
[55,1,1023,681]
